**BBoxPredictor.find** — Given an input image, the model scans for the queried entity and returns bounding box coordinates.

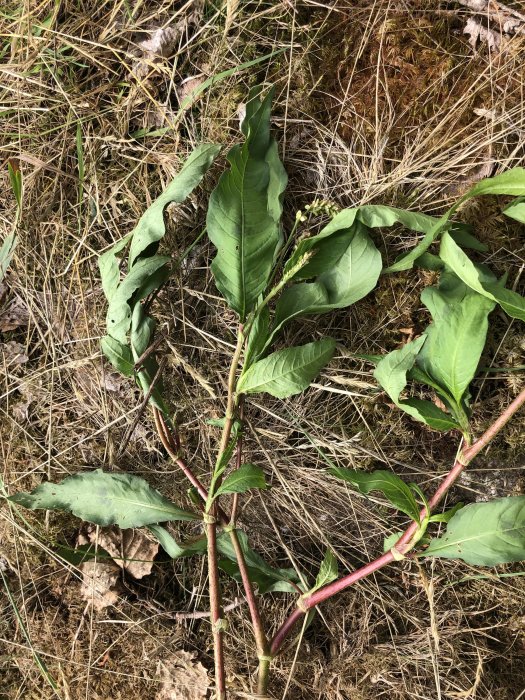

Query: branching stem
[269,385,525,658]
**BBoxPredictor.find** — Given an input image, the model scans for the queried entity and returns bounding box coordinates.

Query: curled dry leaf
[80,560,121,611]
[84,525,159,579]
[156,651,209,700]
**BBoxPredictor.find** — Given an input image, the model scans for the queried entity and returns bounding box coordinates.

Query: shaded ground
[1,1,524,699]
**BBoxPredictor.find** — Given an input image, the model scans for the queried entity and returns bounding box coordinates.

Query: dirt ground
[1,1,525,699]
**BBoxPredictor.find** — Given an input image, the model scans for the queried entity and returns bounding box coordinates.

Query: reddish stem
[270,385,525,657]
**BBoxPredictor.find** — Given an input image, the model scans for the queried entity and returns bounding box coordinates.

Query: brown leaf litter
[155,650,209,700]
[77,526,159,610]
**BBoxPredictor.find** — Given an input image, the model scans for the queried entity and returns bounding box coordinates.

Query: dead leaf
[464,17,502,52]
[80,560,121,611]
[176,76,205,106]
[132,3,204,80]
[156,651,209,700]
[84,525,159,580]
[0,296,29,332]
[1,340,28,366]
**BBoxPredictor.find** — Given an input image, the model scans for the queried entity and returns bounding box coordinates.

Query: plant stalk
[270,385,525,657]
[206,516,227,700]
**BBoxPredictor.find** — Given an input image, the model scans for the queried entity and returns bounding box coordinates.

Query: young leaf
[100,336,135,376]
[217,529,300,594]
[503,196,525,224]
[311,549,338,592]
[416,270,495,407]
[273,222,381,337]
[237,338,336,398]
[9,470,199,528]
[244,304,270,369]
[128,143,221,267]
[374,336,459,431]
[329,467,421,522]
[440,232,525,321]
[383,531,403,552]
[428,502,464,524]
[207,87,287,319]
[424,496,525,566]
[386,167,525,272]
[0,233,17,283]
[215,464,267,498]
[147,524,207,559]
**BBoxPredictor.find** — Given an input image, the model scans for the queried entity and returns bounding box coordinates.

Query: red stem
[270,385,525,657]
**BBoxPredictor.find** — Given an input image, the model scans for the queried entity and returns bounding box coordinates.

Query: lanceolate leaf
[128,143,221,266]
[207,87,287,319]
[238,339,336,398]
[386,167,525,272]
[100,336,135,376]
[440,233,525,321]
[244,304,270,369]
[374,336,459,430]
[106,255,170,343]
[416,270,495,407]
[9,470,199,528]
[312,549,338,591]
[217,529,300,594]
[215,464,267,498]
[273,221,381,337]
[424,496,525,566]
[503,196,525,224]
[330,467,420,522]
[147,524,207,559]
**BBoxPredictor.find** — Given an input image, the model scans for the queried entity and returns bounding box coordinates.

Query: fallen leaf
[0,296,29,332]
[80,560,121,611]
[156,651,209,700]
[84,525,159,579]
[463,17,502,52]
[1,340,28,366]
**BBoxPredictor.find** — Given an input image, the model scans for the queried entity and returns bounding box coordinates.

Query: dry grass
[1,1,525,698]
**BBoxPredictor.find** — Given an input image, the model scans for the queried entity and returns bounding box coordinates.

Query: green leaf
[98,234,133,299]
[100,335,135,376]
[387,167,525,272]
[0,233,17,282]
[147,524,207,559]
[383,531,403,552]
[130,305,168,413]
[424,496,525,565]
[503,196,525,224]
[207,87,287,319]
[244,305,270,368]
[374,336,459,430]
[273,221,381,336]
[217,529,300,594]
[428,502,464,524]
[128,143,221,267]
[330,467,420,522]
[312,549,338,592]
[237,338,336,398]
[416,270,495,407]
[8,160,23,210]
[440,232,525,321]
[105,255,170,343]
[9,470,199,528]
[215,464,267,498]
